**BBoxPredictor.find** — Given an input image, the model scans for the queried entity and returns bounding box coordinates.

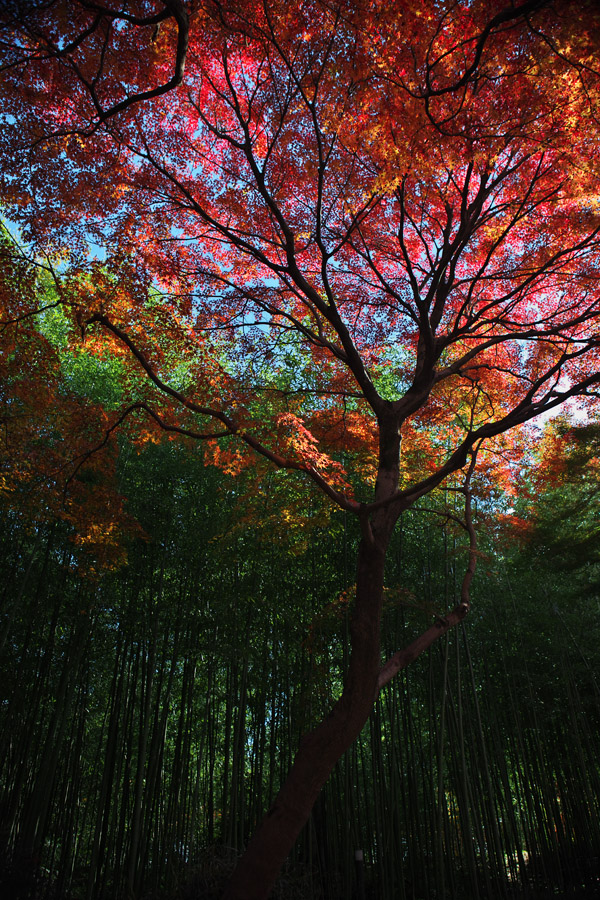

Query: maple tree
[3,1,600,897]
[0,228,143,571]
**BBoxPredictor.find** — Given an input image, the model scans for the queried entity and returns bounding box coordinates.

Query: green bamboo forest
[1,338,600,898]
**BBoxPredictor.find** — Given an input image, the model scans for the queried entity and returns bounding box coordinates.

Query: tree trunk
[223,536,387,900]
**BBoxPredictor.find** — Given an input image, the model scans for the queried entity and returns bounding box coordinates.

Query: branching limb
[83,314,361,513]
[63,400,230,492]
[5,0,189,124]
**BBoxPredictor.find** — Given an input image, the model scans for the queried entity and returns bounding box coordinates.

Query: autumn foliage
[2,1,600,508]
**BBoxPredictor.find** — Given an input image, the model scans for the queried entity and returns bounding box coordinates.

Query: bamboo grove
[1,428,600,899]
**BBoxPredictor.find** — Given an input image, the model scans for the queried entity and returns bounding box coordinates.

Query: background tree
[2,1,600,897]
